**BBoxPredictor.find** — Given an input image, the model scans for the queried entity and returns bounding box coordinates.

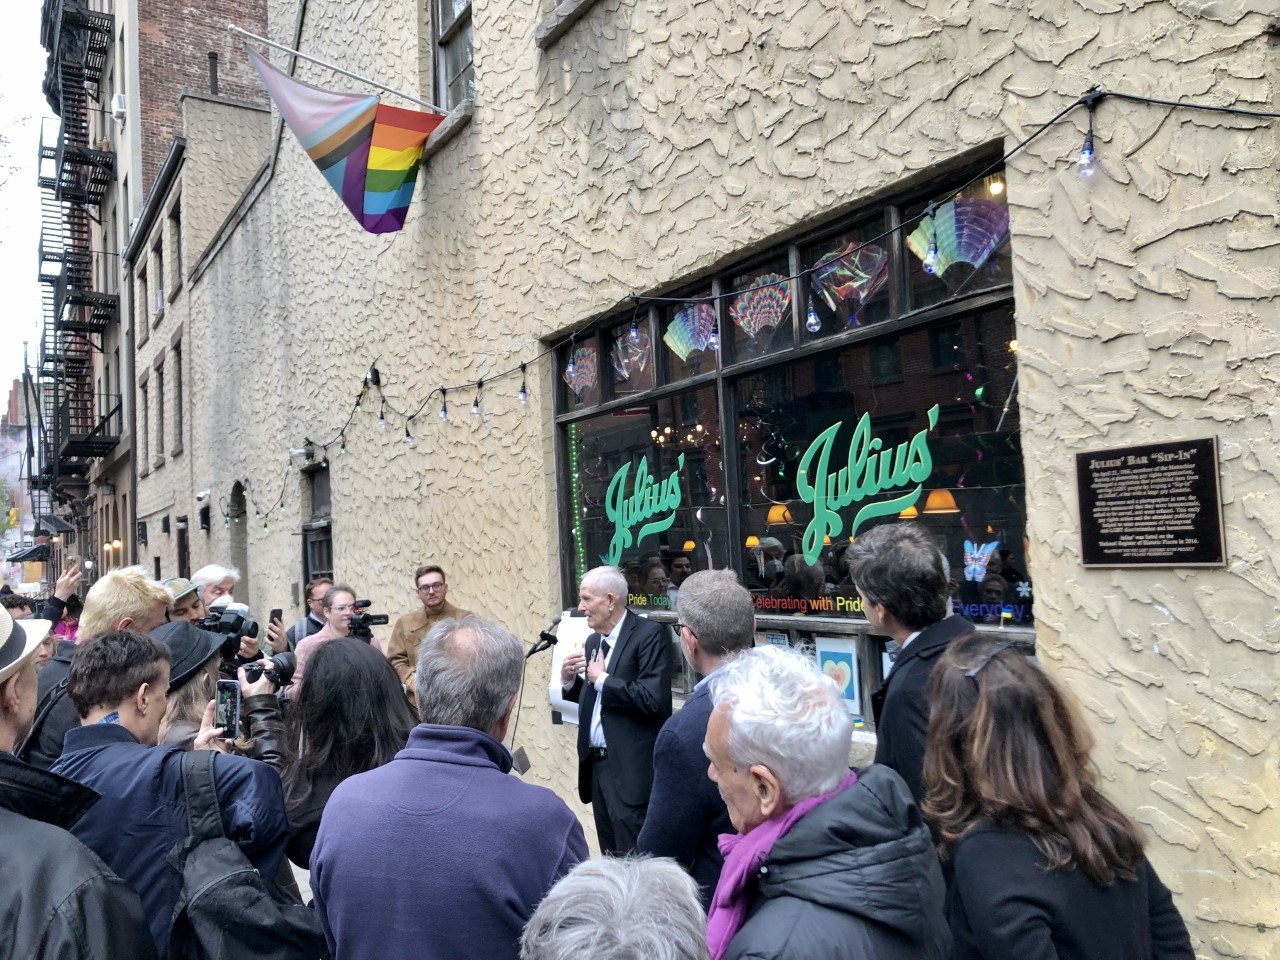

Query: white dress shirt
[588,611,628,749]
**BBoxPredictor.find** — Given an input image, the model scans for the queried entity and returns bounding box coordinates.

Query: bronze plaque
[1076,437,1225,568]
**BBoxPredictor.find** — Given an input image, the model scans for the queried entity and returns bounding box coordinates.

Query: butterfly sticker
[964,540,999,582]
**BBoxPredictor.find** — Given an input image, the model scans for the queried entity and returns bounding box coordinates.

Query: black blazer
[870,614,973,808]
[563,611,673,805]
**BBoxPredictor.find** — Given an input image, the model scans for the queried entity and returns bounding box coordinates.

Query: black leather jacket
[162,693,292,772]
[0,751,158,960]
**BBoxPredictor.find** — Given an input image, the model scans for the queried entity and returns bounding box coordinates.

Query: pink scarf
[706,770,858,960]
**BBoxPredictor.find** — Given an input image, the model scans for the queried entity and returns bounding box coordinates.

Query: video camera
[348,599,389,643]
[195,604,260,661]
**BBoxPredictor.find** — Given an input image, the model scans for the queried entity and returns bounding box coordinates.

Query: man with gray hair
[312,616,587,960]
[845,522,970,807]
[637,570,753,905]
[520,857,710,960]
[189,564,240,608]
[561,565,672,855]
[703,646,948,960]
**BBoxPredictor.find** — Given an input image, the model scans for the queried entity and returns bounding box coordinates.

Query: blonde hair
[160,656,219,745]
[79,566,171,641]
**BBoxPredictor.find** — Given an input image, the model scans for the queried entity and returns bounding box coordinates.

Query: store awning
[34,514,75,534]
[7,543,50,563]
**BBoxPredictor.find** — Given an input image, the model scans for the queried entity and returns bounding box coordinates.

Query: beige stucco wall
[163,0,1277,949]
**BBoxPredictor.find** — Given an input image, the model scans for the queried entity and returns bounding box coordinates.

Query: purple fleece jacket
[311,723,587,960]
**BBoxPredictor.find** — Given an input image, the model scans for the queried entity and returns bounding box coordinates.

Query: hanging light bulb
[439,388,448,420]
[629,318,640,344]
[472,379,482,417]
[707,323,719,351]
[1078,89,1099,177]
[405,423,416,448]
[806,301,822,334]
[518,363,528,405]
[339,434,346,455]
[378,400,387,430]
[1077,130,1095,176]
[923,239,939,275]
[566,333,576,377]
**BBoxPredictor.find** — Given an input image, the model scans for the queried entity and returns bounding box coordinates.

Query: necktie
[600,637,610,659]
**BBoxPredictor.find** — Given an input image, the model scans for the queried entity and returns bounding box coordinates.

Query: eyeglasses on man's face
[418,582,446,594]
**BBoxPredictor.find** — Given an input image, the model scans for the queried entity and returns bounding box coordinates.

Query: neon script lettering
[605,454,685,564]
[796,405,939,564]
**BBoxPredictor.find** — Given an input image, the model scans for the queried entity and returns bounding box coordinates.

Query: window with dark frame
[554,161,1026,643]
[302,465,333,584]
[173,343,184,453]
[154,366,165,467]
[139,382,149,470]
[435,0,474,111]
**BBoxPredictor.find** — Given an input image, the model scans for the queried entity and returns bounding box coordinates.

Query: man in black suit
[847,523,972,808]
[636,569,753,906]
[561,566,672,855]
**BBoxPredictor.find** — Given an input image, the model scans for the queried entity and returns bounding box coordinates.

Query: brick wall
[136,0,267,196]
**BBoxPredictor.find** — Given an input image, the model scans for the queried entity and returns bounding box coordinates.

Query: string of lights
[224,85,1274,528]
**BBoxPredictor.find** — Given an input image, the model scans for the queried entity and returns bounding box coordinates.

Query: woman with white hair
[704,646,949,960]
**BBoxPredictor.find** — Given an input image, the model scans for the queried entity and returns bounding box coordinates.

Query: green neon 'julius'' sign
[605,453,685,565]
[796,405,939,564]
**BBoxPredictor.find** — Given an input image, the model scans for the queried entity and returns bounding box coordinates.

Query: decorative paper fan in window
[611,330,651,382]
[562,347,598,396]
[663,303,716,362]
[810,243,889,325]
[729,273,791,341]
[906,199,1010,282]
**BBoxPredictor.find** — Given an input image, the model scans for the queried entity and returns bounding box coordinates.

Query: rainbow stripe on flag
[250,50,445,234]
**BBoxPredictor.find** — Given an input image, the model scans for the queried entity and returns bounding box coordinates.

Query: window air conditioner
[111,93,127,122]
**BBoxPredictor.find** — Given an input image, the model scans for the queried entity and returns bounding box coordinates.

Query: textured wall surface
[167,0,1277,945]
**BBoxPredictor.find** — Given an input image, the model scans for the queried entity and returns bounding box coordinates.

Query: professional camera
[348,599,389,643]
[195,604,261,660]
[243,651,297,688]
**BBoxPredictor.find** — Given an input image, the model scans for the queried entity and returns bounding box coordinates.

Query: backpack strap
[15,677,68,761]
[179,749,226,844]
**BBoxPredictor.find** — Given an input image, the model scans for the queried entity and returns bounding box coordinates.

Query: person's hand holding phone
[194,699,232,752]
[265,609,288,654]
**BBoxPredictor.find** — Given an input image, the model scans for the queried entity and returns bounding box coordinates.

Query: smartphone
[214,679,241,734]
[269,608,283,626]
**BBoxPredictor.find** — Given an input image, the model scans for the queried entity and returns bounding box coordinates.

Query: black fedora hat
[150,620,224,691]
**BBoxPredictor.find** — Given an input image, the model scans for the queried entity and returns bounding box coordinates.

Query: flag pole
[227,24,447,114]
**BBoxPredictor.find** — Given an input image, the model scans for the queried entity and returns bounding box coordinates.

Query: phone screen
[214,679,241,732]
[269,608,283,625]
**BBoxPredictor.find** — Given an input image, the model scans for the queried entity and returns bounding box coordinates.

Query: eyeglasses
[418,583,446,593]
[963,639,1019,683]
[674,623,695,637]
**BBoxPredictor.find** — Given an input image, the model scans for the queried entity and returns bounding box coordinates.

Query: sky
[0,2,53,395]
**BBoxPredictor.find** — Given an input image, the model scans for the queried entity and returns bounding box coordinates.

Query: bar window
[726,257,793,364]
[563,385,727,607]
[435,0,474,111]
[734,307,1029,623]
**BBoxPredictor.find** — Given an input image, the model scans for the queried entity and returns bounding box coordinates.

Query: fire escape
[30,0,120,518]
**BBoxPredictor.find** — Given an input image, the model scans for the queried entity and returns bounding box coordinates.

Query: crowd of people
[0,523,1193,959]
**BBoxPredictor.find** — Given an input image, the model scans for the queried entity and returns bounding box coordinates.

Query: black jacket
[870,615,972,807]
[635,678,730,906]
[948,822,1194,960]
[0,751,158,960]
[724,764,949,960]
[563,611,672,805]
[21,639,79,770]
